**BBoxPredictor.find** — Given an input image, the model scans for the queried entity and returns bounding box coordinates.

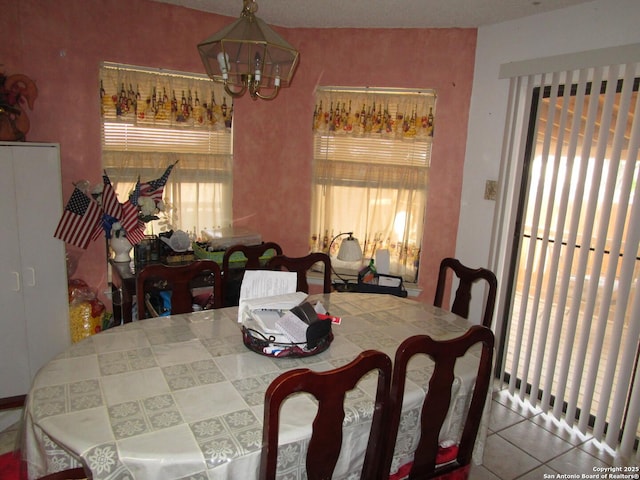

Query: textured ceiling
[152,0,595,28]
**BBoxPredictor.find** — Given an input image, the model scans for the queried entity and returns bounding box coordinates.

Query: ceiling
[152,0,595,28]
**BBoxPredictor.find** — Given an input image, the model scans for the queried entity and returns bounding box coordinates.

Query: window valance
[312,87,435,141]
[100,62,232,131]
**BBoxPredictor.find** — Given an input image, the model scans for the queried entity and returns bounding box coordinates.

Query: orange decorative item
[68,279,106,343]
[0,71,38,141]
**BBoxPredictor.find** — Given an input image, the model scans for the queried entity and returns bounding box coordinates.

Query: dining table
[21,292,491,480]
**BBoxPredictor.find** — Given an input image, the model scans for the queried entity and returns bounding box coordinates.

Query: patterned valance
[312,87,436,140]
[100,62,232,131]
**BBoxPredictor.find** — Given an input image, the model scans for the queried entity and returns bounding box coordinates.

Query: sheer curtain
[100,63,233,237]
[102,151,232,236]
[310,87,435,282]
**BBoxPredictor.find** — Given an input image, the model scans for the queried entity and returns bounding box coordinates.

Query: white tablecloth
[22,292,490,480]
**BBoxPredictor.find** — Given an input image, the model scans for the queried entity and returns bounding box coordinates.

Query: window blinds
[493,55,640,460]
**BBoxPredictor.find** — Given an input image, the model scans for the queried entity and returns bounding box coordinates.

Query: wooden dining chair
[260,350,392,480]
[136,260,222,320]
[433,258,497,328]
[381,325,494,480]
[221,242,283,306]
[266,252,332,293]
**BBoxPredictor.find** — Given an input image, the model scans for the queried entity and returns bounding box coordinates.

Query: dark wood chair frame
[136,260,222,320]
[221,242,283,273]
[260,350,392,480]
[381,325,495,480]
[220,242,283,306]
[433,257,498,328]
[267,252,332,294]
[0,395,90,479]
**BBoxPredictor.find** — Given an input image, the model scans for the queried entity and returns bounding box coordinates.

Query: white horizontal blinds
[503,60,640,456]
[313,135,431,167]
[102,123,232,154]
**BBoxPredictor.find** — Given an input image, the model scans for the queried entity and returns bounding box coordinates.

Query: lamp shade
[337,236,363,262]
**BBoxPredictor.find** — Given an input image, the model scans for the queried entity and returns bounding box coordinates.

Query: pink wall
[1,0,476,304]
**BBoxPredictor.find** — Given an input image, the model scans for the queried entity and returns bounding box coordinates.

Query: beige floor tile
[499,418,574,463]
[547,447,610,474]
[0,424,20,455]
[529,412,592,446]
[489,401,527,433]
[516,464,560,480]
[482,433,541,480]
[470,464,501,480]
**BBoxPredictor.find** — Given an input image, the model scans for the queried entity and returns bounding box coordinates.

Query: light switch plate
[484,180,497,200]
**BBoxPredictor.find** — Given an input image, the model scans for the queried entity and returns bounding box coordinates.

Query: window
[310,87,436,282]
[100,63,233,237]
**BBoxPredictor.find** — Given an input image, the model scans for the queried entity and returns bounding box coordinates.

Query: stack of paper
[237,270,306,323]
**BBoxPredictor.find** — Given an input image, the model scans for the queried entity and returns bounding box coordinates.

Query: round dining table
[21,292,489,480]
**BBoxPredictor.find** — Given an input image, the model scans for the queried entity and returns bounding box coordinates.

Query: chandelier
[197,0,300,101]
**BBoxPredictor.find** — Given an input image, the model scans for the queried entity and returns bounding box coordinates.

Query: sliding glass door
[500,65,640,455]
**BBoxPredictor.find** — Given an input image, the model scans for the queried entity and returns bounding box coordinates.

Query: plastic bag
[68,279,105,343]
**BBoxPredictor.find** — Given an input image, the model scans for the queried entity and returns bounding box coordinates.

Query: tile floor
[1,384,638,478]
[471,384,639,479]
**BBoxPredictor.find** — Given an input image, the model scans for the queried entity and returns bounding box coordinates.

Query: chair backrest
[381,325,495,480]
[267,253,332,293]
[221,242,283,272]
[221,242,283,306]
[260,350,392,480]
[433,257,497,328]
[136,260,222,320]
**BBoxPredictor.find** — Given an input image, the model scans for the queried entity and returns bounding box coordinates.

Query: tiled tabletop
[22,292,486,480]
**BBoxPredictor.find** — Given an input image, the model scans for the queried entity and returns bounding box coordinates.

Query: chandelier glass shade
[197,0,299,101]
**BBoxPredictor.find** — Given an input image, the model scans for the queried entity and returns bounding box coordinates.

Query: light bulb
[274,64,281,87]
[217,52,229,79]
[254,52,262,83]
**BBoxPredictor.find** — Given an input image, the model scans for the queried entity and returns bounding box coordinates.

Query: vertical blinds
[495,59,640,460]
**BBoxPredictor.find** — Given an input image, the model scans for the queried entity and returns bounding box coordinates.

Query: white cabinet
[0,142,70,406]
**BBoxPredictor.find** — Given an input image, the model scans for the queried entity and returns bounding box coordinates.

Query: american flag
[139,162,176,202]
[101,171,122,220]
[120,200,140,234]
[126,221,148,245]
[54,187,102,249]
[128,177,141,206]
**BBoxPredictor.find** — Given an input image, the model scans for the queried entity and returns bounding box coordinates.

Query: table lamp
[329,232,363,286]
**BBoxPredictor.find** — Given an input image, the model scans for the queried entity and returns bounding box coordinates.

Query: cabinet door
[0,147,31,397]
[13,144,70,379]
[0,143,70,398]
